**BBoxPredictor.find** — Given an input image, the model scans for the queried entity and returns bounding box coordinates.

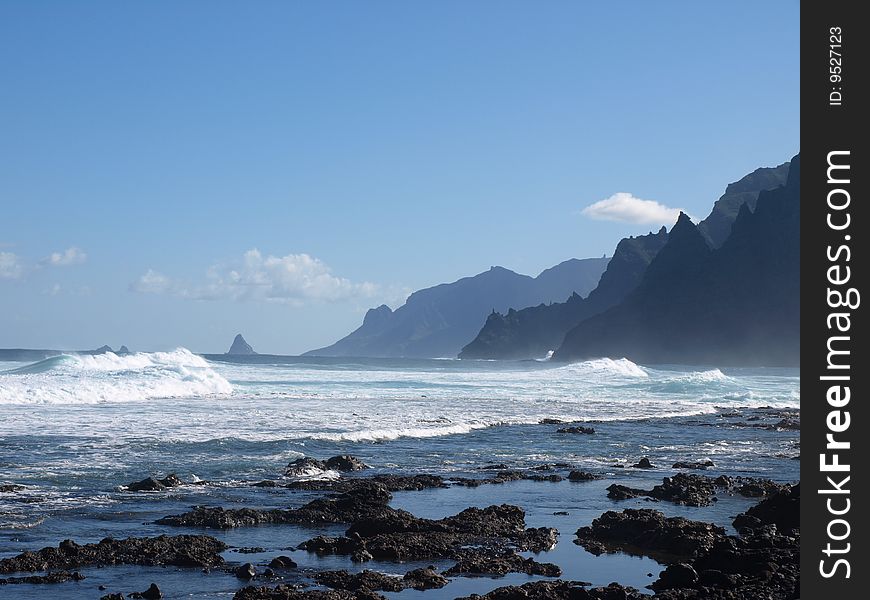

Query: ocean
[0,350,800,598]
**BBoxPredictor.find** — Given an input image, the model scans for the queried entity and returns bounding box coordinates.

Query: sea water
[0,350,800,598]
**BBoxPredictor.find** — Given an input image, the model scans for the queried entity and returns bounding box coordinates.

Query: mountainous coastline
[554,154,800,366]
[460,159,793,361]
[459,229,668,360]
[304,257,609,358]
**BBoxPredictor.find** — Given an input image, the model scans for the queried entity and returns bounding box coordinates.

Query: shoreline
[0,407,799,599]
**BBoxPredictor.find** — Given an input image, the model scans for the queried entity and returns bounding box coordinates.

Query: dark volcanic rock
[0,484,25,493]
[158,482,393,528]
[631,457,655,469]
[454,580,645,600]
[101,594,126,600]
[556,426,595,434]
[607,474,786,508]
[315,570,405,592]
[444,550,562,577]
[672,460,715,470]
[651,563,699,590]
[286,474,446,492]
[130,583,163,599]
[235,563,257,579]
[0,570,84,585]
[324,455,369,472]
[648,473,717,506]
[606,484,649,501]
[568,471,602,482]
[733,483,800,532]
[403,567,448,590]
[574,509,725,560]
[300,503,557,563]
[234,586,382,600]
[0,535,226,573]
[268,556,298,569]
[125,474,182,492]
[284,457,327,476]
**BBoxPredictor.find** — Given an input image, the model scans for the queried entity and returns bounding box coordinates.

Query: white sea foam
[0,348,231,405]
[0,355,798,444]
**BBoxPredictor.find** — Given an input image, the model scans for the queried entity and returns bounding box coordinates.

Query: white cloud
[0,252,22,279]
[45,246,87,267]
[131,250,381,305]
[130,269,173,294]
[581,192,686,225]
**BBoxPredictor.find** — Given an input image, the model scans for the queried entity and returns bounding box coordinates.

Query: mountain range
[460,160,791,360]
[555,154,799,366]
[304,257,609,358]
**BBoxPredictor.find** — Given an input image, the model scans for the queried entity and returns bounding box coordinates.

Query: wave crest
[0,348,231,405]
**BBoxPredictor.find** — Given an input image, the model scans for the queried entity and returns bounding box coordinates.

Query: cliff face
[554,154,800,367]
[458,228,668,360]
[305,257,609,359]
[459,159,792,361]
[697,162,790,248]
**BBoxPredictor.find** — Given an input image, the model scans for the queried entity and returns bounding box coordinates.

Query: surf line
[818,150,857,579]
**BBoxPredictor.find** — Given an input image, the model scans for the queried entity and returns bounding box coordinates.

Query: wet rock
[324,455,368,472]
[0,535,226,573]
[269,556,298,569]
[286,474,445,493]
[606,484,647,501]
[314,569,405,592]
[0,570,84,585]
[252,480,278,488]
[568,471,601,482]
[650,562,698,590]
[444,549,562,577]
[233,547,266,554]
[403,567,448,590]
[234,586,380,600]
[672,460,714,470]
[554,511,569,516]
[101,594,126,600]
[454,580,644,600]
[556,426,595,434]
[235,563,257,579]
[300,503,557,562]
[0,484,25,493]
[158,482,394,528]
[284,457,327,476]
[733,483,799,532]
[130,583,163,599]
[769,418,800,430]
[648,473,717,507]
[574,509,725,560]
[539,418,564,424]
[125,474,182,492]
[479,463,511,470]
[631,457,654,469]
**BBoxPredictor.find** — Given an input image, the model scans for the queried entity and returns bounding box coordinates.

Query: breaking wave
[0,349,232,405]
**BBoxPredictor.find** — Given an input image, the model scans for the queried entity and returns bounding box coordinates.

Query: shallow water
[0,352,799,598]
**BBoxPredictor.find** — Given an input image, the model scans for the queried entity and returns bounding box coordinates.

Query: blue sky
[0,1,799,354]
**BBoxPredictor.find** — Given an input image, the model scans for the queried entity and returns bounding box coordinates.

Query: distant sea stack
[304,257,610,359]
[227,334,256,355]
[118,345,131,354]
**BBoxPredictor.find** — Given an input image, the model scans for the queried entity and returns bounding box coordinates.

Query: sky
[0,1,799,354]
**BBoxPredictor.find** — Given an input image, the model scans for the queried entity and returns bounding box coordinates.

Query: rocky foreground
[0,453,800,599]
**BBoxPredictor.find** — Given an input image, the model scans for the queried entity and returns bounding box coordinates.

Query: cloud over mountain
[582,192,687,225]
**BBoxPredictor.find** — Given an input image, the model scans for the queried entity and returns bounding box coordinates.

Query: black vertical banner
[801,1,867,597]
